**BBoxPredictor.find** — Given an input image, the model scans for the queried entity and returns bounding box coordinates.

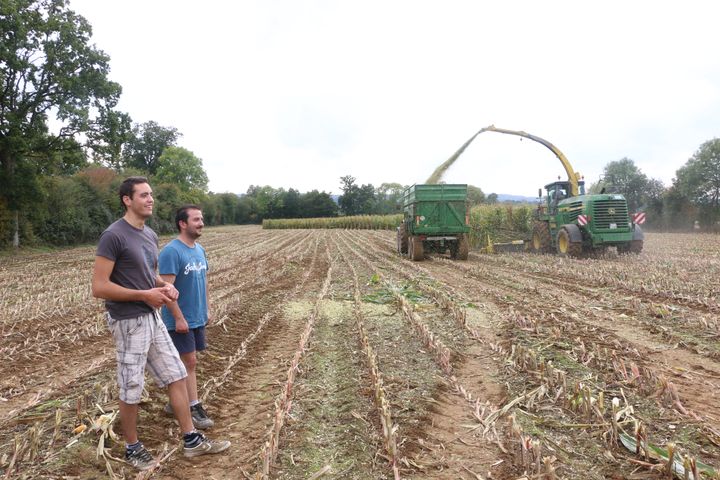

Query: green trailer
[397,184,470,261]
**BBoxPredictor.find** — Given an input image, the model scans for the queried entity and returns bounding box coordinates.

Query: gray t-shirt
[96,218,159,319]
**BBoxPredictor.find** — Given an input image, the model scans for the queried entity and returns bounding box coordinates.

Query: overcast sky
[70,0,720,196]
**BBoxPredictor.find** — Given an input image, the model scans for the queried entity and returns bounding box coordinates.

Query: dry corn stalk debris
[3,228,720,479]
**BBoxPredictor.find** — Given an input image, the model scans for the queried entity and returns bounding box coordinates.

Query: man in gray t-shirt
[96,218,161,319]
[92,176,230,470]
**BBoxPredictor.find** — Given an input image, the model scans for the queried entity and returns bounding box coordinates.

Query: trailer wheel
[451,234,469,260]
[556,227,583,258]
[531,221,552,253]
[409,236,424,261]
[617,240,643,255]
[396,224,408,254]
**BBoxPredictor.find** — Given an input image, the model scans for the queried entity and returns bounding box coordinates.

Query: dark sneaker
[190,403,215,429]
[125,445,156,470]
[183,433,231,458]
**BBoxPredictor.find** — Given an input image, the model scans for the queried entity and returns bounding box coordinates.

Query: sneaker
[183,433,231,458]
[125,444,156,471]
[190,403,215,429]
[163,403,173,415]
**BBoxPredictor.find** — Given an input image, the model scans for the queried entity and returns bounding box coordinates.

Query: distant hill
[496,194,538,203]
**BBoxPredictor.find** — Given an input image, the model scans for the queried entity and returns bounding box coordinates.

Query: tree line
[589,143,720,231]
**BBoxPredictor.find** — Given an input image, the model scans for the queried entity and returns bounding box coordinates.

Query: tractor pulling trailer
[420,125,646,258]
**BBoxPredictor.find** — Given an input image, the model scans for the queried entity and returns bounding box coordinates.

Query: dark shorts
[168,326,207,355]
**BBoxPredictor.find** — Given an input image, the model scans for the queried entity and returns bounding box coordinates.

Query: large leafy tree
[246,185,284,220]
[300,190,337,218]
[0,0,121,246]
[590,158,649,212]
[673,138,720,227]
[123,120,181,174]
[338,175,358,215]
[281,188,301,219]
[376,182,405,214]
[339,175,376,215]
[467,184,486,206]
[87,109,133,169]
[154,146,209,192]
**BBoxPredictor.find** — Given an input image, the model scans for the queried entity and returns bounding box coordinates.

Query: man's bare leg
[119,401,139,444]
[180,351,199,402]
[168,379,194,433]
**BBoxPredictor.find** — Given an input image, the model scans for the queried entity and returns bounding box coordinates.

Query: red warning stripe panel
[633,212,646,225]
[577,214,588,226]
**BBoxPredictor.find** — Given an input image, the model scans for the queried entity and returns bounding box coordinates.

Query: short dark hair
[175,204,202,232]
[119,176,149,210]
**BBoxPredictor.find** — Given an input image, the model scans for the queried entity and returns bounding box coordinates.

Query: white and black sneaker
[165,403,215,430]
[183,432,230,458]
[125,444,156,470]
[190,403,215,429]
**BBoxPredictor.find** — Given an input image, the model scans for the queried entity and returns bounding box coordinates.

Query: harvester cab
[542,180,584,214]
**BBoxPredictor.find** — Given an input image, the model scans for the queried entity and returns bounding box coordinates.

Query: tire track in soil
[469,252,720,349]
[394,261,720,476]
[468,256,720,400]
[337,231,515,479]
[357,231,720,476]
[361,231,720,426]
[273,244,381,479]
[151,232,332,479]
[439,256,720,424]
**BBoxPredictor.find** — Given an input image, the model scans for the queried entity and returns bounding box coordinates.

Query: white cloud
[71,0,720,195]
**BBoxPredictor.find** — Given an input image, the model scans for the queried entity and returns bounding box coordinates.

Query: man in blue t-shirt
[159,205,215,429]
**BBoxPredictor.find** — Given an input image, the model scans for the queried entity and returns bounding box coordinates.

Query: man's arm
[159,273,189,333]
[92,256,173,309]
[205,275,213,325]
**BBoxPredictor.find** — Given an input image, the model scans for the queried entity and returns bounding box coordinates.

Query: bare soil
[1,226,719,479]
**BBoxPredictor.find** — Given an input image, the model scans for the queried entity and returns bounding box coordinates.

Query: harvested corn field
[1,226,719,479]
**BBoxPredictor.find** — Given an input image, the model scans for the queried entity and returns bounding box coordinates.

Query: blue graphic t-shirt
[158,239,208,330]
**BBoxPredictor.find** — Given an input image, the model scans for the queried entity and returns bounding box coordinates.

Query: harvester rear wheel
[397,224,408,254]
[556,227,583,258]
[450,234,469,260]
[409,235,424,261]
[531,221,552,254]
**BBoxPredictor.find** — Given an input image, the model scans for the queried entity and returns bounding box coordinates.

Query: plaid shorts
[106,311,187,404]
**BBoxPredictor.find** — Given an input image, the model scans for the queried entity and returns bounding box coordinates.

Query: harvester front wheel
[556,227,583,258]
[451,234,469,260]
[409,235,424,261]
[617,240,643,255]
[397,224,408,254]
[531,221,552,253]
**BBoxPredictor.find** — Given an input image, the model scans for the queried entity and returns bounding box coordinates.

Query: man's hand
[206,307,213,326]
[175,316,190,334]
[160,283,179,301]
[144,288,174,309]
